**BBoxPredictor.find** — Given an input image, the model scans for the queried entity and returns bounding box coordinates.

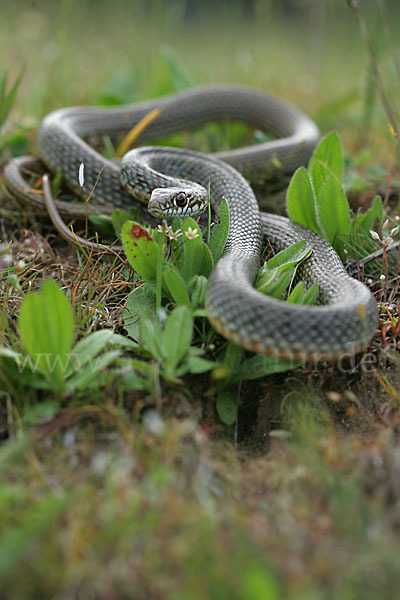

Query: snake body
[4,85,377,360]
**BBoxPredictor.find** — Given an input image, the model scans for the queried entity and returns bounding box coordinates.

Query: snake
[3,84,377,361]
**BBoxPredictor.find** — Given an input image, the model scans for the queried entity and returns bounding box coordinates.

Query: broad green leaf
[111,209,132,237]
[287,281,305,304]
[162,267,191,306]
[121,221,162,280]
[123,283,157,342]
[261,240,309,272]
[286,167,319,232]
[0,132,28,156]
[66,329,137,377]
[18,280,74,391]
[229,355,301,383]
[88,214,115,237]
[118,367,152,392]
[356,194,384,235]
[162,305,193,375]
[177,354,216,375]
[223,342,244,374]
[172,216,183,231]
[317,176,350,247]
[216,391,237,425]
[139,309,165,361]
[308,132,343,179]
[179,218,203,282]
[22,401,59,426]
[302,282,319,305]
[67,350,120,390]
[256,269,281,293]
[209,197,230,263]
[257,270,292,299]
[189,275,208,309]
[192,308,207,318]
[309,161,335,199]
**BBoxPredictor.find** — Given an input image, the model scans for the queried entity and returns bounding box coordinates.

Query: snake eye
[175,192,187,207]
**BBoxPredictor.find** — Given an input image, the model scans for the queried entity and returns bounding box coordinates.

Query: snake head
[148,186,208,219]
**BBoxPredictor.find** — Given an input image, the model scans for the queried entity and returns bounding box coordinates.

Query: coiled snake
[4,85,377,360]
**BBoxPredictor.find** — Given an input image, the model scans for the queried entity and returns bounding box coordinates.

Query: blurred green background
[2,0,400,143]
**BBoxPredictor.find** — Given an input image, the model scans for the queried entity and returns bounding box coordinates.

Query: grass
[1,1,400,598]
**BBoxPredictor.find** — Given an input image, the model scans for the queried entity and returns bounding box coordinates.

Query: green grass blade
[200,242,214,277]
[208,197,230,263]
[162,45,193,91]
[0,68,24,127]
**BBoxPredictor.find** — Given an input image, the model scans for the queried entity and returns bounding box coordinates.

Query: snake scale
[4,85,377,360]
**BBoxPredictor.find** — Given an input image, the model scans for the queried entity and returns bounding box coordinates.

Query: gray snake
[4,85,378,360]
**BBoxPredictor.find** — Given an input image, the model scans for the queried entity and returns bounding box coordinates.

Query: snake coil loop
[3,85,377,360]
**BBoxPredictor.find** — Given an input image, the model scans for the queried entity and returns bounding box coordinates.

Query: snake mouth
[147,199,167,218]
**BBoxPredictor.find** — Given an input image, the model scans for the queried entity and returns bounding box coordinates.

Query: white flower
[390,226,399,236]
[168,228,182,240]
[78,162,85,188]
[157,223,169,235]
[157,223,182,240]
[370,229,380,241]
[185,226,199,240]
[380,274,386,280]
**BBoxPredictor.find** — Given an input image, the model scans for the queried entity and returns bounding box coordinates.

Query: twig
[349,239,400,271]
[42,173,123,255]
